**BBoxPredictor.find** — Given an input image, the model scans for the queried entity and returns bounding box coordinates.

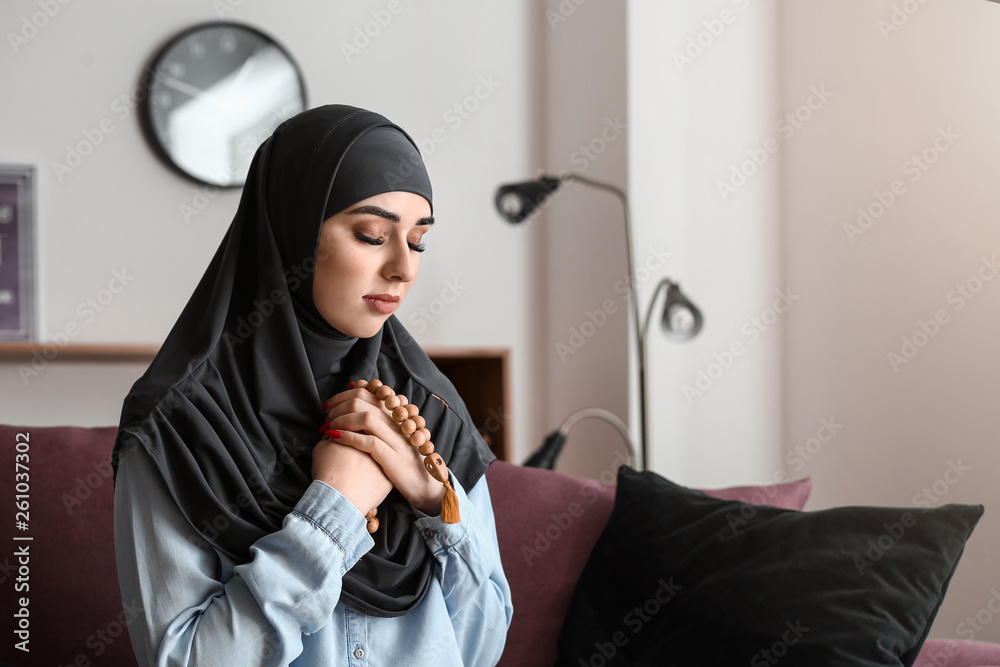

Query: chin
[340,316,389,339]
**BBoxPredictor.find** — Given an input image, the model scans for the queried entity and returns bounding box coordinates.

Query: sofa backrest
[0,424,137,667]
[485,460,617,667]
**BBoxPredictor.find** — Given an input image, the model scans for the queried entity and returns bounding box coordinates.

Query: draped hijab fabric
[112,105,495,617]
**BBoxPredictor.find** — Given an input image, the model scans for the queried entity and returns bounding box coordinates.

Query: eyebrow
[347,204,434,226]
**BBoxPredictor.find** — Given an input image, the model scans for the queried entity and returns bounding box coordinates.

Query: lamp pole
[557,173,650,470]
[496,172,702,471]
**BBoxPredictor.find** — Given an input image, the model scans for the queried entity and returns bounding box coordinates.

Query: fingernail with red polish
[317,422,330,434]
[349,381,355,388]
[321,400,329,411]
[325,430,343,439]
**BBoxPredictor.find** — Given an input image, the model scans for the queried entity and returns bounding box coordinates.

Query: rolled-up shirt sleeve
[411,471,514,666]
[114,444,374,666]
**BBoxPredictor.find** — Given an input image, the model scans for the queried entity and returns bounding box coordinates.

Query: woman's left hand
[321,387,445,516]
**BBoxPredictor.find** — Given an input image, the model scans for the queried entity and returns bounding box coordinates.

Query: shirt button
[354,648,365,659]
[423,528,434,538]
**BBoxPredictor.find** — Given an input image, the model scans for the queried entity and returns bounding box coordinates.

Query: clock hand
[161,76,208,99]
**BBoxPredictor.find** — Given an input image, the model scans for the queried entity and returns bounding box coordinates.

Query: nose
[382,236,418,283]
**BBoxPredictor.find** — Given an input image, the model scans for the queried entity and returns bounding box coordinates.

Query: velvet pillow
[556,466,984,667]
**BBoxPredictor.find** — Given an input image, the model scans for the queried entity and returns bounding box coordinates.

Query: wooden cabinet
[426,348,510,462]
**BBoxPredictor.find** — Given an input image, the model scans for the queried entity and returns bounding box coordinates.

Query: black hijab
[112,104,495,617]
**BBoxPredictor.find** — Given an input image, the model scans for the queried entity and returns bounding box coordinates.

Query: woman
[112,105,513,666]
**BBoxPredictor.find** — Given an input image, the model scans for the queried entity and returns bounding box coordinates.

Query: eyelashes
[355,232,425,253]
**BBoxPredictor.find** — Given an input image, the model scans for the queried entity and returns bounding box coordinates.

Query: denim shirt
[113,444,513,666]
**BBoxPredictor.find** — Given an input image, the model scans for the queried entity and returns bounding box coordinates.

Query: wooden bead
[419,441,435,455]
[368,379,383,391]
[418,428,431,442]
[413,415,426,430]
[405,404,419,418]
[392,406,409,422]
[424,454,449,483]
[396,395,408,407]
[366,517,379,533]
[365,508,377,519]
[376,385,394,400]
[385,395,401,410]
[400,419,417,435]
[354,379,368,389]
[409,430,427,447]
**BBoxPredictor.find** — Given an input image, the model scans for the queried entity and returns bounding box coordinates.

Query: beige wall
[781,0,1000,644]
[630,0,1000,644]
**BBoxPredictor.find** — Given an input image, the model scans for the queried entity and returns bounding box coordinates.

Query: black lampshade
[493,176,562,223]
[661,282,703,340]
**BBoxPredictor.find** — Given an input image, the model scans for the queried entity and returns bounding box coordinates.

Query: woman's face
[313,191,433,338]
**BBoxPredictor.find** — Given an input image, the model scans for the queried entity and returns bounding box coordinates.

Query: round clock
[140,22,307,188]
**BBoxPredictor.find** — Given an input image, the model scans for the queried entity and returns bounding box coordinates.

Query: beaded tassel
[351,379,460,529]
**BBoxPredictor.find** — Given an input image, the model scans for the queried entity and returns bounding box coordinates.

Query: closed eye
[356,232,425,253]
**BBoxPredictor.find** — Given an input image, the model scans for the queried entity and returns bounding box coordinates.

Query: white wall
[628,0,783,485]
[0,0,544,459]
[781,0,1000,645]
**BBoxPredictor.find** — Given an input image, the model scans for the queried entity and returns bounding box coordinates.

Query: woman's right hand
[312,431,393,517]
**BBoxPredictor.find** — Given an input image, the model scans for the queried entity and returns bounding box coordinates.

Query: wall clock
[140,22,307,188]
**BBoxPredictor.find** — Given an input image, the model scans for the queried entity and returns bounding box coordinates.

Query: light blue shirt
[113,444,513,666]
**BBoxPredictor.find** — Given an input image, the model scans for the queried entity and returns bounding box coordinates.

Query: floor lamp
[493,172,703,470]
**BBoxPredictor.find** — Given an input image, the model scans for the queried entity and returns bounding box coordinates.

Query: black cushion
[556,466,984,667]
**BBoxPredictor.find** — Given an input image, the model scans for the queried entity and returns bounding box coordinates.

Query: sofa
[0,423,998,667]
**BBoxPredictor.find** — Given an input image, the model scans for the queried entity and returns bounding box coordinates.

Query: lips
[362,294,399,315]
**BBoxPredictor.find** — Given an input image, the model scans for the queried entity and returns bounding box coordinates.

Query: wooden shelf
[0,341,159,362]
[0,342,511,461]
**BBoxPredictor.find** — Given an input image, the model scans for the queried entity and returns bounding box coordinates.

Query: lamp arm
[555,172,647,469]
[642,278,673,343]
[557,407,636,467]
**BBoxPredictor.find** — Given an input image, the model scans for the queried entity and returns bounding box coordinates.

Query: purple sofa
[0,424,997,667]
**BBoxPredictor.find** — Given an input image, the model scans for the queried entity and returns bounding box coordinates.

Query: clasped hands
[312,386,445,520]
